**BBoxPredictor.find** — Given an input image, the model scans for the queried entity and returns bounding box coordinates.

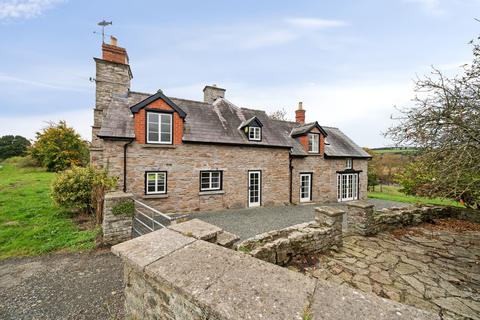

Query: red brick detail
[298,135,308,152]
[133,99,184,145]
[102,43,129,64]
[295,109,305,124]
[298,130,325,156]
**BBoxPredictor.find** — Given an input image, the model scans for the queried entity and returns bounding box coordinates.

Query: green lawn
[368,184,464,207]
[0,164,97,259]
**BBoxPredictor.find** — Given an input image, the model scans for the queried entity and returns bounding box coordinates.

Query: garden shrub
[111,201,135,217]
[51,166,117,223]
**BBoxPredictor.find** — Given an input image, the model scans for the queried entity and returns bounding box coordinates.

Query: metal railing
[132,199,173,237]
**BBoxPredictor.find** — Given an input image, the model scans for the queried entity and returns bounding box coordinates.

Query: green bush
[0,135,30,160]
[112,201,135,216]
[51,166,117,217]
[31,121,89,172]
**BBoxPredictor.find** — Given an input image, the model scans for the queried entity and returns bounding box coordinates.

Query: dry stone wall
[102,192,134,245]
[343,201,478,236]
[112,221,439,320]
[236,206,345,265]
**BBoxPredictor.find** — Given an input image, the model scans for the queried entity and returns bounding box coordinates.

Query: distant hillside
[370,147,419,155]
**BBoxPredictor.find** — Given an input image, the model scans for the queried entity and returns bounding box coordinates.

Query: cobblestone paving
[307,227,480,319]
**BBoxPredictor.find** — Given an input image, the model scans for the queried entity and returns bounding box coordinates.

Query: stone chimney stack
[295,102,306,124]
[203,84,226,104]
[91,36,132,167]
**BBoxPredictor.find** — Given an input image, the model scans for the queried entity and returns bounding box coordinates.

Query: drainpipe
[123,139,134,192]
[289,155,293,204]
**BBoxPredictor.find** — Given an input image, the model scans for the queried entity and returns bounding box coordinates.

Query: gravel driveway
[0,249,124,320]
[197,199,410,240]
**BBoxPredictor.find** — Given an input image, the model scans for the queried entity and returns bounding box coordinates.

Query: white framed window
[248,127,261,141]
[308,133,319,153]
[346,158,353,169]
[200,171,223,191]
[147,112,172,144]
[337,173,358,202]
[145,171,167,194]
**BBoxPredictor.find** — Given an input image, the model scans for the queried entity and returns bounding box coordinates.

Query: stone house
[91,37,371,214]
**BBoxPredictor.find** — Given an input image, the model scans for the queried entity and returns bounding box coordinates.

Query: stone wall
[91,58,131,167]
[343,201,478,236]
[112,222,438,320]
[102,192,134,245]
[236,206,345,265]
[291,156,368,204]
[103,141,291,213]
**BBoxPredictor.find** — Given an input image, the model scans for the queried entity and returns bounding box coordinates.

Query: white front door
[248,171,261,207]
[300,173,312,202]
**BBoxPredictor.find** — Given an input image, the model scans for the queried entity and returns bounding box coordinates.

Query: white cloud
[403,0,444,15]
[285,17,348,29]
[0,0,63,20]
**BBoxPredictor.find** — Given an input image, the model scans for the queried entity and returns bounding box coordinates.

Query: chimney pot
[110,36,118,46]
[298,101,303,110]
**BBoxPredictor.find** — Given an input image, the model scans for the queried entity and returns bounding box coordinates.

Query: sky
[0,0,478,147]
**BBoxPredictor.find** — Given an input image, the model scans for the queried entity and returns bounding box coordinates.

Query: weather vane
[96,20,112,43]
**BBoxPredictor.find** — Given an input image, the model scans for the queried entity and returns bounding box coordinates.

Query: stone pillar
[344,200,375,236]
[103,192,134,245]
[315,206,345,247]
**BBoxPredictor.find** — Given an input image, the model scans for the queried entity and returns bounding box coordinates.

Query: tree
[269,108,288,121]
[387,37,480,208]
[363,148,379,191]
[31,121,89,172]
[0,135,30,160]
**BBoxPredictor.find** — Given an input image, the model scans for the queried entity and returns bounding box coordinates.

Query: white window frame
[346,158,353,169]
[146,112,173,144]
[248,126,261,141]
[200,171,222,191]
[300,173,312,203]
[308,133,319,153]
[145,171,167,195]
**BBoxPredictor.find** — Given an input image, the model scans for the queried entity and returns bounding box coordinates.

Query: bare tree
[386,38,480,208]
[269,108,288,121]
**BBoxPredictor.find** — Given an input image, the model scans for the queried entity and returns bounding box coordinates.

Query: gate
[132,199,174,237]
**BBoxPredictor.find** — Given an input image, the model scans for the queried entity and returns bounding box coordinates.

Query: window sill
[307,153,322,156]
[198,190,225,196]
[142,194,169,199]
[141,144,177,149]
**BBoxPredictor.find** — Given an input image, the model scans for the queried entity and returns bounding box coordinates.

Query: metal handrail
[133,199,173,221]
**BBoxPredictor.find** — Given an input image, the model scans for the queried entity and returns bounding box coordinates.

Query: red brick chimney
[102,36,129,64]
[295,102,305,124]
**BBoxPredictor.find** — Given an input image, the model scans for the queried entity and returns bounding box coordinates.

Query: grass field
[0,163,97,259]
[370,147,418,155]
[368,184,464,207]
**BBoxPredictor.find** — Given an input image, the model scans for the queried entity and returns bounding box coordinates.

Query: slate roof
[98,91,370,158]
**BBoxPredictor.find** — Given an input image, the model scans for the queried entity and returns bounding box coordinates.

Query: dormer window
[248,126,261,141]
[308,133,319,153]
[147,111,172,144]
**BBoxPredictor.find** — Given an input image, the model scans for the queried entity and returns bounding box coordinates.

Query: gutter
[123,139,134,192]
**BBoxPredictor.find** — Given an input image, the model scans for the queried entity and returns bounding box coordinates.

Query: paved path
[0,250,124,320]
[305,226,480,320]
[197,199,410,240]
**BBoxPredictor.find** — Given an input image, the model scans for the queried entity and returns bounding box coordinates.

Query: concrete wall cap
[315,206,345,216]
[344,200,374,209]
[105,191,134,199]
